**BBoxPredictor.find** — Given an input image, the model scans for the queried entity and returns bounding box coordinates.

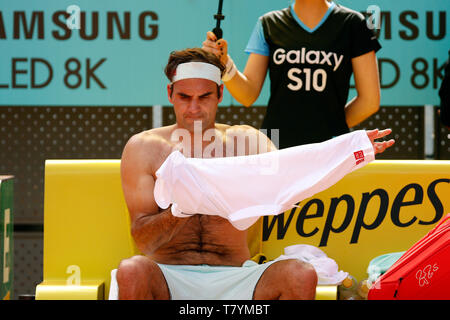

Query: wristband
[222,55,237,82]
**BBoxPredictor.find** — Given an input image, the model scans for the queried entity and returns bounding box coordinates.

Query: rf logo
[416,263,439,287]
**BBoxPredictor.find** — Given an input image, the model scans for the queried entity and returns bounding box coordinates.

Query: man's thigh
[253,259,317,300]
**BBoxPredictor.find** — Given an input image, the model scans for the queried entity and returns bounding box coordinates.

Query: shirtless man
[116,48,394,300]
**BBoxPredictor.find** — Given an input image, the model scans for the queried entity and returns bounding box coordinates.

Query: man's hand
[366,128,395,155]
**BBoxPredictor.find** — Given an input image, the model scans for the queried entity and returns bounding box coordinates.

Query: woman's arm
[203,31,268,107]
[345,50,381,127]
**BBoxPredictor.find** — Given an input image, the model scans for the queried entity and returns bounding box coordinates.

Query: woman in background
[203,0,382,148]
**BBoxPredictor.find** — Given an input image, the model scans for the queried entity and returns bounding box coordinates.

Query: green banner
[0,176,14,300]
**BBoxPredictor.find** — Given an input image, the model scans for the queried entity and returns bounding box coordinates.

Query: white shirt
[154,130,374,230]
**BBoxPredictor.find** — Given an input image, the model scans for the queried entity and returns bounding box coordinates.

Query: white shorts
[109,260,277,300]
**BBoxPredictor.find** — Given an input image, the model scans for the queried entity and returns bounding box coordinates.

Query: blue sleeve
[245,19,270,56]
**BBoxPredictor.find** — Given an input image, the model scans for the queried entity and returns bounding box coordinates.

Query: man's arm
[120,133,188,256]
[345,51,381,128]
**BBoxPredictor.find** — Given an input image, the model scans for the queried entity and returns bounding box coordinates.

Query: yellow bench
[35,159,450,300]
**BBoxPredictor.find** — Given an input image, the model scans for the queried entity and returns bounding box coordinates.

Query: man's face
[168,78,223,132]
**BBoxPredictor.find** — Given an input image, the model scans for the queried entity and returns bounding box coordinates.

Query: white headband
[171,62,222,85]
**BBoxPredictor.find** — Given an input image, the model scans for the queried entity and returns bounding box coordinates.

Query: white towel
[274,244,348,285]
[109,269,118,300]
[154,130,374,230]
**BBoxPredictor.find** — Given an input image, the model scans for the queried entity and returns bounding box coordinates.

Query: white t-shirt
[154,130,374,230]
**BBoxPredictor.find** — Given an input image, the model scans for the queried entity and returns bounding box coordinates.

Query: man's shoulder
[223,124,259,134]
[221,123,277,153]
[214,123,259,138]
[123,127,175,159]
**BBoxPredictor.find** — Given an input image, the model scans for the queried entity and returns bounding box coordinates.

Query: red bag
[368,214,450,300]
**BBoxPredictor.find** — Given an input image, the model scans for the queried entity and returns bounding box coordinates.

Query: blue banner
[0,0,448,106]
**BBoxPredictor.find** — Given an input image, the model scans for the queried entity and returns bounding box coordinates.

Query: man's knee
[117,255,156,287]
[116,255,169,299]
[278,259,318,299]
